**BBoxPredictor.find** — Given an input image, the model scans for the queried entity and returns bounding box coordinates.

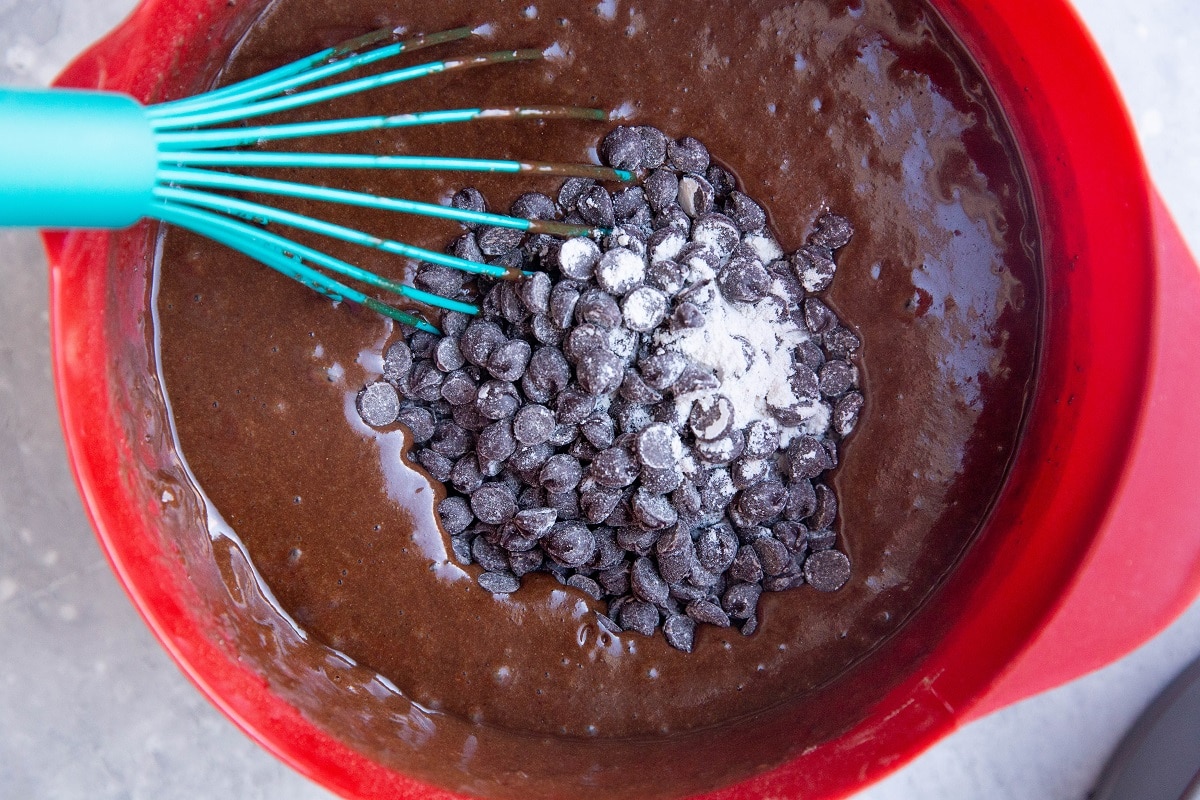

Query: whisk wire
[159,150,630,182]
[155,201,469,327]
[146,27,475,120]
[151,49,544,130]
[155,183,519,281]
[157,166,601,237]
[153,105,609,151]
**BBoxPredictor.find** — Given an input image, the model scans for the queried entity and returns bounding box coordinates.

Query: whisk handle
[0,88,156,229]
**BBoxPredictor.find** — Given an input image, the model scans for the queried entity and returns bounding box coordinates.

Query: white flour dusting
[655,262,831,445]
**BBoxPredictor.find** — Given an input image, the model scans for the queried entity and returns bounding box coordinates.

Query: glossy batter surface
[156,0,1039,789]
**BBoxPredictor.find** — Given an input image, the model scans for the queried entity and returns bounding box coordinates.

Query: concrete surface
[1,1,1197,797]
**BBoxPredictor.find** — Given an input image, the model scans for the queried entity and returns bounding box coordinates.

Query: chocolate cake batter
[155,0,1040,796]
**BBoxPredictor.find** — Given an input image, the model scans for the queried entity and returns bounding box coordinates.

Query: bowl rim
[45,0,1159,798]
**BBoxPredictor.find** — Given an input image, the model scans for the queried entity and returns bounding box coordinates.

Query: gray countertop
[2,1,1198,797]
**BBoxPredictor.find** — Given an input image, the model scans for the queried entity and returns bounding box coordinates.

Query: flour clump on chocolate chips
[357,126,864,651]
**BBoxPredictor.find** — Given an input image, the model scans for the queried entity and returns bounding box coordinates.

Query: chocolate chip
[635,422,683,469]
[787,435,829,480]
[655,527,695,584]
[470,483,517,526]
[794,340,826,371]
[716,252,772,303]
[722,582,761,619]
[634,126,669,168]
[822,325,861,359]
[396,406,435,443]
[595,247,646,296]
[662,614,696,652]
[666,302,703,331]
[630,556,670,606]
[612,186,648,220]
[556,237,602,281]
[638,352,688,391]
[695,524,739,573]
[620,370,664,405]
[563,323,610,364]
[477,225,524,257]
[804,549,851,592]
[576,289,622,328]
[653,204,692,233]
[694,428,746,465]
[416,449,453,482]
[668,136,711,174]
[705,165,737,196]
[677,174,715,217]
[833,391,864,437]
[724,191,767,232]
[440,370,477,406]
[728,544,764,584]
[452,402,490,433]
[509,549,544,577]
[546,489,581,521]
[558,177,595,212]
[802,297,835,334]
[809,212,854,250]
[576,348,624,395]
[599,562,631,595]
[567,573,604,600]
[577,185,616,228]
[530,314,564,347]
[810,483,838,530]
[513,507,557,538]
[544,522,596,567]
[475,380,521,419]
[672,363,720,395]
[601,126,647,171]
[451,187,487,227]
[437,496,473,535]
[472,536,511,572]
[459,320,506,367]
[619,599,658,636]
[511,192,558,221]
[527,346,571,394]
[687,394,734,441]
[451,455,484,494]
[807,527,836,551]
[785,479,818,521]
[819,359,856,398]
[685,598,729,628]
[699,468,737,513]
[578,412,615,450]
[643,168,680,213]
[736,480,788,524]
[547,422,579,447]
[477,571,520,594]
[621,286,669,332]
[450,534,472,565]
[752,536,791,576]
[639,465,683,495]
[356,381,400,427]
[477,419,517,462]
[430,421,472,458]
[487,340,532,382]
[631,488,679,530]
[691,213,741,259]
[540,454,583,494]
[548,281,582,328]
[517,272,552,315]
[763,572,803,592]
[382,341,413,388]
[511,404,554,446]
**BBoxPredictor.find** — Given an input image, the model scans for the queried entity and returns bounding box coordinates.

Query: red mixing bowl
[44,0,1200,798]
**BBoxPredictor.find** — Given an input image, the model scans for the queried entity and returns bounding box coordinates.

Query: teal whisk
[0,26,631,333]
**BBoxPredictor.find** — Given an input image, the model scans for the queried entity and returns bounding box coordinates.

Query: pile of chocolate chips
[355,126,863,652]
